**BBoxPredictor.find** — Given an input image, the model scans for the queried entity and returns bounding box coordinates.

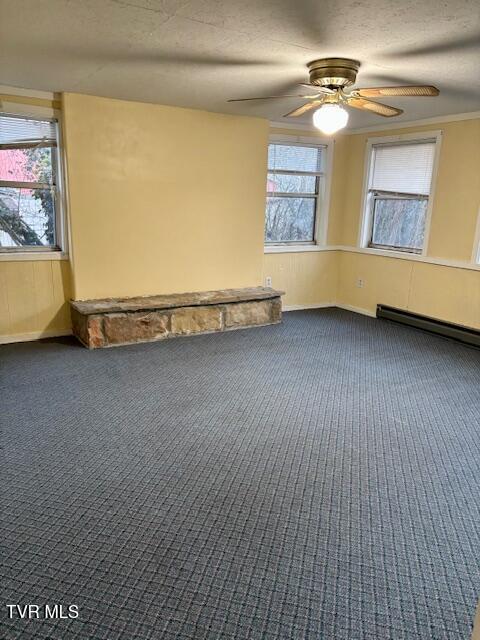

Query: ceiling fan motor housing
[308,58,360,88]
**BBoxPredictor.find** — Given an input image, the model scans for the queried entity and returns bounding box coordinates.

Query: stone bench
[70,286,284,349]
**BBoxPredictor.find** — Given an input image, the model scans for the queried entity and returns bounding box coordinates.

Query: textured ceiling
[1,0,480,129]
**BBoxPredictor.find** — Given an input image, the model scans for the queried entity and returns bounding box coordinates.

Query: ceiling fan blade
[356,85,439,98]
[347,97,403,117]
[284,100,323,117]
[300,84,336,94]
[228,94,320,102]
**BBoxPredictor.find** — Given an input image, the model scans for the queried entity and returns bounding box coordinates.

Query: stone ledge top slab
[70,286,284,315]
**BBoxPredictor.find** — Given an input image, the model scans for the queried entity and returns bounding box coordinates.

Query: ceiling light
[312,104,349,135]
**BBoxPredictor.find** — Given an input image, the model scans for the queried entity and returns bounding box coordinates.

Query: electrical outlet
[265,276,272,287]
[356,278,365,288]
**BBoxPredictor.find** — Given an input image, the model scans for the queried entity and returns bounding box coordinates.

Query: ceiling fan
[228,58,439,134]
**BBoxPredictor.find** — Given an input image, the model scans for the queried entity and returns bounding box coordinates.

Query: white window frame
[265,134,333,252]
[358,130,442,257]
[0,112,67,257]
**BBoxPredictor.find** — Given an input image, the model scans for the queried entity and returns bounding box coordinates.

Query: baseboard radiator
[376,305,480,348]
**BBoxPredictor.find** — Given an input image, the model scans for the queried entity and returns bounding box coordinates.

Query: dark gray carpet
[1,309,479,640]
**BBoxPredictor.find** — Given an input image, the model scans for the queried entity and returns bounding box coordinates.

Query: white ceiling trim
[270,110,480,136]
[0,84,56,100]
[346,110,480,133]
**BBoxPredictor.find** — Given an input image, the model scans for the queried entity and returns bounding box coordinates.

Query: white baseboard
[335,303,377,318]
[283,302,335,311]
[283,302,377,318]
[0,329,72,345]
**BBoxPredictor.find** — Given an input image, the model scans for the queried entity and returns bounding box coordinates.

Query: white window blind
[370,141,436,195]
[268,144,324,174]
[0,114,57,147]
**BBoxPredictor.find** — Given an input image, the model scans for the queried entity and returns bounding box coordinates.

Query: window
[0,113,63,252]
[265,142,326,245]
[361,136,439,254]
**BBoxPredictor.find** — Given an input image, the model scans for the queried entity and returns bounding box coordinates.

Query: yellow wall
[263,251,338,308]
[1,89,478,343]
[335,119,480,328]
[62,93,269,300]
[267,119,479,328]
[339,120,480,259]
[0,260,72,342]
[337,253,480,329]
[0,91,73,343]
[263,127,348,309]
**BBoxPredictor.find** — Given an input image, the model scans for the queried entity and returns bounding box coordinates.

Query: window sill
[0,251,68,262]
[362,245,423,258]
[264,244,332,254]
[364,244,423,256]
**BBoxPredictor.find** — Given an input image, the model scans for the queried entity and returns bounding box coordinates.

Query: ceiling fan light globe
[312,104,349,134]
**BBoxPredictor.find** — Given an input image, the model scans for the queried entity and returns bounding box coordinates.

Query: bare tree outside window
[265,143,325,244]
[0,115,59,251]
[364,139,436,253]
[371,195,428,250]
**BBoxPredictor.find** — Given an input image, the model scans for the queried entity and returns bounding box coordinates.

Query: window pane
[0,147,53,183]
[268,144,321,172]
[371,198,427,249]
[0,186,56,247]
[265,197,315,243]
[267,173,317,194]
